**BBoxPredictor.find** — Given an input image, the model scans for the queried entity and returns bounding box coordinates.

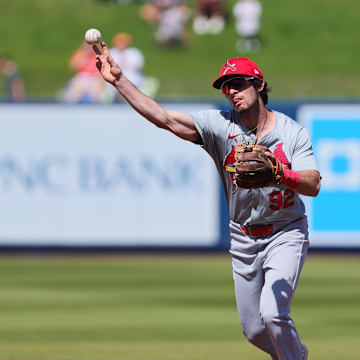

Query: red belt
[240,224,273,237]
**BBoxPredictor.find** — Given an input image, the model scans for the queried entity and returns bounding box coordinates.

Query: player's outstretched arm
[93,42,200,143]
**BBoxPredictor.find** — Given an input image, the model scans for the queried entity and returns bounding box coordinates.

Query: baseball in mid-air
[84,28,102,45]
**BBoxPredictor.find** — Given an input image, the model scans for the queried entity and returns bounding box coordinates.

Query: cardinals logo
[223,60,237,75]
[273,143,291,168]
[223,136,240,180]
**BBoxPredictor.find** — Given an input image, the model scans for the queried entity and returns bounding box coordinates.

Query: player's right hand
[93,42,122,86]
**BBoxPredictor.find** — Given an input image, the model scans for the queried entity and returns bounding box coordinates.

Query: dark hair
[253,79,271,105]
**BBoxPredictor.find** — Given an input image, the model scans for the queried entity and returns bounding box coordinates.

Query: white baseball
[84,28,102,45]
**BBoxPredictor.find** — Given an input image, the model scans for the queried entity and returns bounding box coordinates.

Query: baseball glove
[225,143,282,190]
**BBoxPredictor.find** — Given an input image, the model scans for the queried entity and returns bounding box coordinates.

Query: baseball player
[93,42,320,360]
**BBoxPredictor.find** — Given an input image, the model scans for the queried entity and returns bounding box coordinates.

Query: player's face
[222,77,262,113]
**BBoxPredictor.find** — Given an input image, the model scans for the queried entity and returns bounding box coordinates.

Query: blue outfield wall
[0,100,359,251]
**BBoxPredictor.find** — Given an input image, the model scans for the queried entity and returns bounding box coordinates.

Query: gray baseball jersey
[191,109,318,226]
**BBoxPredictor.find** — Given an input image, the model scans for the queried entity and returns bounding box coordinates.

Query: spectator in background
[109,33,144,90]
[0,55,26,102]
[140,0,190,47]
[139,0,161,25]
[155,0,190,47]
[62,41,104,103]
[105,32,159,101]
[192,0,225,35]
[233,0,262,53]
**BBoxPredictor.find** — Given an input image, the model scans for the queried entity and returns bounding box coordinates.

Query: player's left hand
[93,42,122,85]
[265,150,284,182]
[226,143,283,190]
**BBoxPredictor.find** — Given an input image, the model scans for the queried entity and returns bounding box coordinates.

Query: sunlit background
[0,1,359,359]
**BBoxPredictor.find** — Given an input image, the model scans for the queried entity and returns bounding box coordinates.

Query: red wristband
[280,168,301,189]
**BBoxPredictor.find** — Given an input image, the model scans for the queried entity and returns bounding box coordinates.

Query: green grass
[1,0,360,99]
[0,254,359,360]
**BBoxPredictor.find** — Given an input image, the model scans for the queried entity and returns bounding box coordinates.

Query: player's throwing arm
[89,32,199,143]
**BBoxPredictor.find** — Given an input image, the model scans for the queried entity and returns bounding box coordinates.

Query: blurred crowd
[61,32,160,104]
[0,0,263,103]
[139,0,262,48]
[140,0,191,47]
[0,55,26,102]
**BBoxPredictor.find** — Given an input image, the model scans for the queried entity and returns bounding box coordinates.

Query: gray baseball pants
[230,217,309,360]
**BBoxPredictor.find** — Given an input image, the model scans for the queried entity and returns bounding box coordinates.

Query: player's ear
[254,79,265,93]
